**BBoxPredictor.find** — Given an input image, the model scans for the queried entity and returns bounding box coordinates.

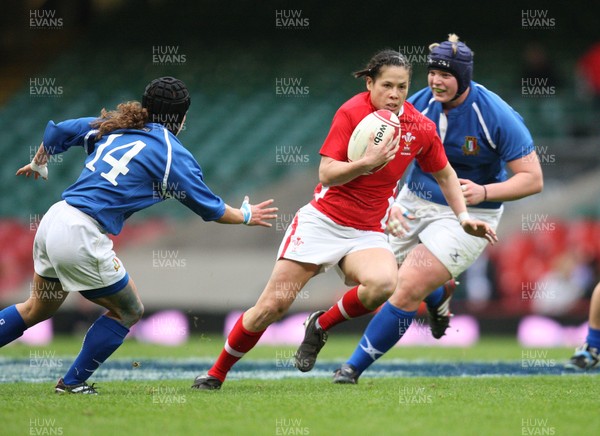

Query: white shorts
[389,185,502,278]
[33,201,129,294]
[277,203,393,285]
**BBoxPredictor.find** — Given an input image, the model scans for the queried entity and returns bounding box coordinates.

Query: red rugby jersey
[310,92,447,232]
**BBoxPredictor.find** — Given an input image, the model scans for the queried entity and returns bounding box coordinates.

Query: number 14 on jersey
[86,134,147,186]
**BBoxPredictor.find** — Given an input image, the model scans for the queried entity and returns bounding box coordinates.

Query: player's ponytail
[90,101,149,139]
[354,49,412,81]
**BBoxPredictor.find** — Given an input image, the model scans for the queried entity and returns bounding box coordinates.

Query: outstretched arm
[216,196,278,227]
[16,143,49,180]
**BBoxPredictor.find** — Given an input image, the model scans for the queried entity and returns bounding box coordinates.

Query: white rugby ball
[347,109,401,163]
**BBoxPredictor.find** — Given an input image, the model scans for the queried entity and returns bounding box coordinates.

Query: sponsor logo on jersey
[400,132,415,155]
[462,136,479,156]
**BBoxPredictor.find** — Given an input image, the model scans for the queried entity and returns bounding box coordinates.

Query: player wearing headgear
[294,35,542,383]
[0,76,277,394]
[192,49,497,390]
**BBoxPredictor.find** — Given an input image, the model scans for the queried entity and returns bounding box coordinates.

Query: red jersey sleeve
[319,108,353,161]
[414,121,448,173]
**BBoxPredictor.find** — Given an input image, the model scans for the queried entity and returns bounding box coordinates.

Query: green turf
[0,334,575,362]
[1,377,599,435]
[1,335,599,435]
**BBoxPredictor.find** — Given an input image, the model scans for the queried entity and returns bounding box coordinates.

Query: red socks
[208,288,372,381]
[208,313,265,382]
[317,286,374,331]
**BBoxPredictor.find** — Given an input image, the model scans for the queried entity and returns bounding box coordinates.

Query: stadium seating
[1,29,598,317]
[492,219,600,313]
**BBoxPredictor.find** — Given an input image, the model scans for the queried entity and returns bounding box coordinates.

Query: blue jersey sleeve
[42,117,98,155]
[407,88,434,113]
[166,142,226,221]
[492,104,535,162]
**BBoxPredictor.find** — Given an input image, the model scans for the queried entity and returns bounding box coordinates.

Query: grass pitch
[1,335,599,435]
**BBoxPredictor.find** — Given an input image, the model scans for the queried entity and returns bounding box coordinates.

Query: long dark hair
[354,49,412,80]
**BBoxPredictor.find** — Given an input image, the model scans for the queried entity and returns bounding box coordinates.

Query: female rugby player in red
[192,50,497,390]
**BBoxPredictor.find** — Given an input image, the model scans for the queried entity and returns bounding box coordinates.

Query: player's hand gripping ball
[347,109,401,172]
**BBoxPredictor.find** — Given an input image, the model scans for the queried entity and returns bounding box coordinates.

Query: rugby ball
[347,109,401,163]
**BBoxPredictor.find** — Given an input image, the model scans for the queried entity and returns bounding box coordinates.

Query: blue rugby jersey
[406,81,534,209]
[42,118,225,234]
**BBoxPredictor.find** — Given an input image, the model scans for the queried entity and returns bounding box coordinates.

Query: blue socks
[347,302,416,374]
[1,307,130,384]
[587,326,600,350]
[0,305,28,347]
[424,286,444,308]
[63,315,129,385]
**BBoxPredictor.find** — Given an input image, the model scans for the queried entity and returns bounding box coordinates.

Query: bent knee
[391,280,428,307]
[360,275,397,308]
[131,301,144,322]
[252,301,288,329]
[129,300,144,323]
[116,301,144,327]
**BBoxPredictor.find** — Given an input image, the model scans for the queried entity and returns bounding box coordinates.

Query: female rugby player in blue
[0,77,277,393]
[295,35,543,383]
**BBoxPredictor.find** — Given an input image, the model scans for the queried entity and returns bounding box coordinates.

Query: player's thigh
[419,216,491,279]
[390,186,442,263]
[245,259,319,330]
[341,248,398,291]
[390,244,451,307]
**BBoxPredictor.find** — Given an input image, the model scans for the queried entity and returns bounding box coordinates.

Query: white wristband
[240,196,252,225]
[30,160,48,179]
[458,211,470,224]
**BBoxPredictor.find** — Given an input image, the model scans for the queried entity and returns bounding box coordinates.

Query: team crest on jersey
[113,258,121,272]
[462,136,479,155]
[290,236,304,253]
[400,132,415,155]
